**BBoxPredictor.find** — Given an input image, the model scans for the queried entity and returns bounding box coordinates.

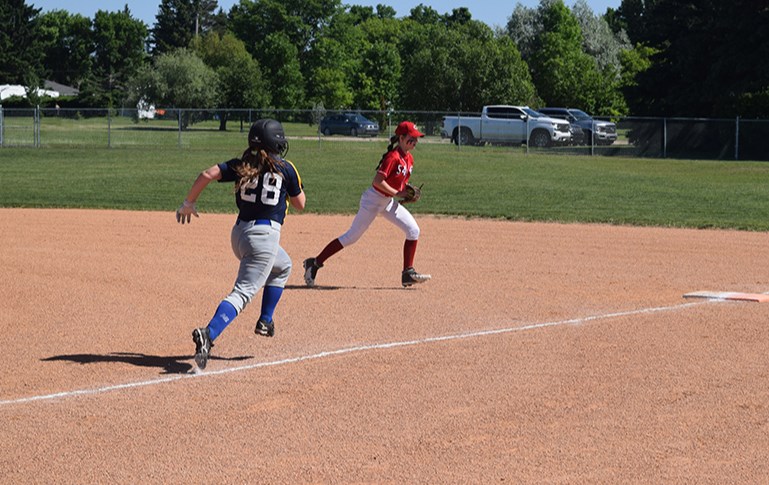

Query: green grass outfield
[2,137,769,231]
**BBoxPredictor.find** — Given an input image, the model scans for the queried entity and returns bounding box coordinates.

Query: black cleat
[255,318,275,337]
[192,327,213,369]
[402,267,431,287]
[303,257,323,287]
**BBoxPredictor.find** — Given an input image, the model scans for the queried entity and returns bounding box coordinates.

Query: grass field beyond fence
[2,138,769,231]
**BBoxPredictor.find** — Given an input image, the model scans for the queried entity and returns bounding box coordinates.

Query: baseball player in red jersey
[303,120,431,287]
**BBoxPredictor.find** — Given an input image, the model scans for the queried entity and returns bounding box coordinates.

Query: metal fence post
[35,105,40,147]
[108,109,112,148]
[525,116,529,155]
[663,118,667,158]
[178,109,182,148]
[0,105,3,147]
[735,116,740,160]
[456,111,461,150]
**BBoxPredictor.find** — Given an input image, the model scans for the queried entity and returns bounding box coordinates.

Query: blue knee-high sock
[206,300,238,341]
[259,286,284,323]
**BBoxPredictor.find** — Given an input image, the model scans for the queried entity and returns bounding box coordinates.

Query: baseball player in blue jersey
[176,119,306,370]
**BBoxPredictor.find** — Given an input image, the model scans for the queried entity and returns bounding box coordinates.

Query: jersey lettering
[260,173,283,206]
[239,173,283,206]
[239,178,259,203]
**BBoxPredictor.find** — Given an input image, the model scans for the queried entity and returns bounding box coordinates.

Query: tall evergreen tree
[0,0,44,86]
[151,0,219,55]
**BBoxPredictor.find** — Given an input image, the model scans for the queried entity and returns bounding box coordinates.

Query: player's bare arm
[176,165,222,224]
[372,172,407,198]
[290,191,306,211]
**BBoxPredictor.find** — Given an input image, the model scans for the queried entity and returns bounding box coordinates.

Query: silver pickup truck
[441,105,572,147]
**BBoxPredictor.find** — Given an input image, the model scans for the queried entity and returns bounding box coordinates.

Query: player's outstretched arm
[176,164,222,224]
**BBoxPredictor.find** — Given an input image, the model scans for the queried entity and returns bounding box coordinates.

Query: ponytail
[234,147,282,193]
[375,135,400,170]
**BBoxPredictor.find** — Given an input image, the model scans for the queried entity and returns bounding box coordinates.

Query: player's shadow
[41,352,253,375]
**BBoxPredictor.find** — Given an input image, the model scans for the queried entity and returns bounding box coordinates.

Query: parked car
[567,122,586,145]
[440,105,571,147]
[537,107,617,145]
[319,113,379,137]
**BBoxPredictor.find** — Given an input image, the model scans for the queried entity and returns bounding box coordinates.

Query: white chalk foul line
[1,301,706,407]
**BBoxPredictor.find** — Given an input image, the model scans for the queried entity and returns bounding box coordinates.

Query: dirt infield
[2,208,769,483]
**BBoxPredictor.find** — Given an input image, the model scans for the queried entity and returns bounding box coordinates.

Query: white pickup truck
[441,105,572,147]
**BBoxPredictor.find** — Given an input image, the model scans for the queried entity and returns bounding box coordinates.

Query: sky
[30,0,621,29]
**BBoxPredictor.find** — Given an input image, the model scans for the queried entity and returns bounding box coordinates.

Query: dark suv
[319,113,379,137]
[538,107,617,145]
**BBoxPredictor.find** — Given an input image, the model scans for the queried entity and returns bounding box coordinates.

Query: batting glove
[176,200,199,224]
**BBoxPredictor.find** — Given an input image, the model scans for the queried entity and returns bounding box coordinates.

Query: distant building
[43,80,79,97]
[0,81,79,101]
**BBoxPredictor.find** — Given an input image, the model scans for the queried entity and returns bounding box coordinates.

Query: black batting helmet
[248,118,288,156]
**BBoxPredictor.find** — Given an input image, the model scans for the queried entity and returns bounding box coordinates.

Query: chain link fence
[1,106,768,161]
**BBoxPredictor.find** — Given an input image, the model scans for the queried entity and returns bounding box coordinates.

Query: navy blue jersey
[218,157,302,224]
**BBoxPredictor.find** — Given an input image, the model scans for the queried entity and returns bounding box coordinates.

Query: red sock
[403,239,418,270]
[317,238,344,265]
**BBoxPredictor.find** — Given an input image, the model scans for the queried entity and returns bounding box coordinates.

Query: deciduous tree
[39,10,93,89]
[126,48,219,127]
[192,31,269,130]
[82,7,147,108]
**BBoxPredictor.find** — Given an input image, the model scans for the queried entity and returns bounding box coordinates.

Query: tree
[262,33,305,109]
[525,1,624,113]
[39,10,93,89]
[151,0,219,55]
[0,0,44,86]
[399,20,535,111]
[228,0,342,65]
[408,5,441,24]
[351,15,403,111]
[355,38,401,111]
[618,44,655,94]
[82,7,147,108]
[443,7,473,25]
[571,0,630,73]
[507,0,629,115]
[303,9,362,109]
[192,31,269,130]
[617,0,769,117]
[126,48,219,127]
[375,4,397,19]
[305,35,356,109]
[228,0,341,109]
[506,0,547,61]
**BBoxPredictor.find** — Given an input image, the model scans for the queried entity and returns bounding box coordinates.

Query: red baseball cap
[395,121,425,138]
